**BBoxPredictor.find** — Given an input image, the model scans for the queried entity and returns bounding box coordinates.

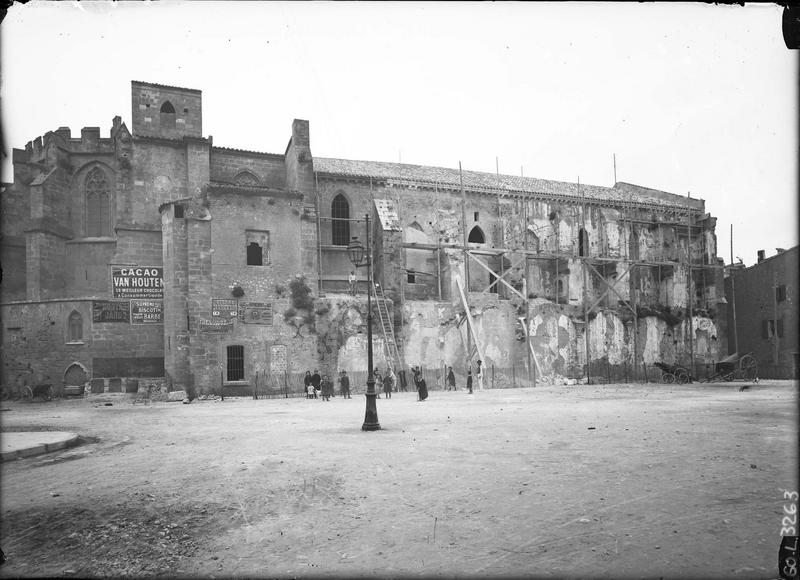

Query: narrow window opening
[474,212,479,221]
[407,272,416,284]
[776,284,786,302]
[226,345,245,381]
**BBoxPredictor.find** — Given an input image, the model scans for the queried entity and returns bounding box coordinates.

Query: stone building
[1,81,727,397]
[725,247,799,379]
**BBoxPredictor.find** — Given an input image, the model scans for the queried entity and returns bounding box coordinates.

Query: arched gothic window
[86,167,111,237]
[331,193,350,246]
[68,311,83,342]
[160,101,176,129]
[468,226,485,244]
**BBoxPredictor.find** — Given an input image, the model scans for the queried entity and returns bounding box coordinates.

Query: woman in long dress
[413,367,428,401]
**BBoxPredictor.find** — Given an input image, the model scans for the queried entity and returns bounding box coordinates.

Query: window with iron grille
[227,345,245,381]
[331,193,350,246]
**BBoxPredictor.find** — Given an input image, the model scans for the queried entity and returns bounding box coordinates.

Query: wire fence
[213,357,795,399]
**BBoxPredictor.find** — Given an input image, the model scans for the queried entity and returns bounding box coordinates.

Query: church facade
[1,81,727,397]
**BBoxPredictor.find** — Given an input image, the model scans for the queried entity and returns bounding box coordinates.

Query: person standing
[466,368,473,395]
[321,375,333,401]
[303,370,312,398]
[373,368,383,398]
[387,367,396,397]
[476,360,484,391]
[447,366,456,391]
[413,366,428,401]
[339,370,351,399]
[383,368,393,399]
[311,369,321,398]
[349,270,357,296]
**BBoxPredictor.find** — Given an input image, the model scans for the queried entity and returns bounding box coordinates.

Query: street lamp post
[347,213,380,431]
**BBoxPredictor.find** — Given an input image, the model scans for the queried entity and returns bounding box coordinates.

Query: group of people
[442,360,483,394]
[302,370,350,401]
[303,359,484,400]
[303,369,339,401]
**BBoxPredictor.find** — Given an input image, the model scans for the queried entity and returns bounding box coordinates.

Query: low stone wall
[81,377,166,398]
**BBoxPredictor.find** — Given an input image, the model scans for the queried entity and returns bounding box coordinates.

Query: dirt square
[1,380,797,578]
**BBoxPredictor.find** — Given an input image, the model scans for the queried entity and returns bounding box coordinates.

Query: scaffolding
[313,169,722,384]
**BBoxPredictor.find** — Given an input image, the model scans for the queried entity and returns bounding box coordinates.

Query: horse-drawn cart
[701,352,758,382]
[21,383,54,401]
[654,362,694,384]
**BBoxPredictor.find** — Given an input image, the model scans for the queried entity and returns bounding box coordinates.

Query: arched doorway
[64,362,89,396]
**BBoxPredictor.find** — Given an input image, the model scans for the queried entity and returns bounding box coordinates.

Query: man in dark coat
[311,370,321,397]
[339,370,351,399]
[413,366,428,401]
[447,366,456,391]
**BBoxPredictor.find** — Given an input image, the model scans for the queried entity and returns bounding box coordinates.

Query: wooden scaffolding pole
[459,162,471,371]
[524,198,534,387]
[581,177,590,383]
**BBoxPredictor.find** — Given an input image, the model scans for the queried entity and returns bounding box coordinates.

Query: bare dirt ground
[1,380,797,579]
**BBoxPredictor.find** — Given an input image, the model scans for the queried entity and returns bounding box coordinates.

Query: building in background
[725,246,799,379]
[1,81,727,397]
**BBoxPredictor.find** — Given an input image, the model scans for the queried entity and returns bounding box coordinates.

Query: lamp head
[347,236,366,267]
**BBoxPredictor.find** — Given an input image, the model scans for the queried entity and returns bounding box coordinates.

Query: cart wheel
[675,369,691,384]
[662,372,675,384]
[740,354,757,381]
[21,386,33,401]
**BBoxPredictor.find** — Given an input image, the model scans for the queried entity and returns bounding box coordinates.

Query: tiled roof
[374,199,401,232]
[212,145,284,158]
[314,157,697,210]
[131,80,202,94]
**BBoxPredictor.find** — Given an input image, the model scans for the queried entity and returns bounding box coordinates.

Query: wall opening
[246,242,263,266]
[245,230,269,266]
[578,227,589,257]
[468,226,485,244]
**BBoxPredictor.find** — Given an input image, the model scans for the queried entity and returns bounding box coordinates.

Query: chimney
[757,250,765,263]
[776,248,786,254]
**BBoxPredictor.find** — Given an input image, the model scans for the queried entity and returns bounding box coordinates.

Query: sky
[1,2,796,267]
